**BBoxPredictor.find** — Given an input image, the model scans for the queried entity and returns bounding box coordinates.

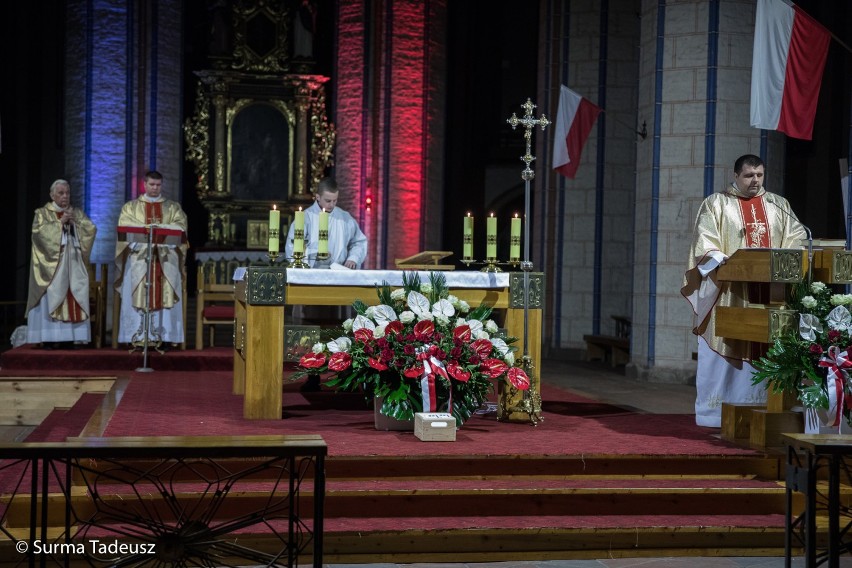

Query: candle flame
[514,213,518,218]
[298,206,303,211]
[467,212,471,217]
[490,212,494,217]
[272,204,277,210]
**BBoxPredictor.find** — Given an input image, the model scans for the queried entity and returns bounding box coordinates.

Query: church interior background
[1,0,851,385]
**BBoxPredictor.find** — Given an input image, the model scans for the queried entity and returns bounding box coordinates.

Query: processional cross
[502,98,549,425]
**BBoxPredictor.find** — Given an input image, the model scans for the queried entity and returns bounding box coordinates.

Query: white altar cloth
[233,268,510,289]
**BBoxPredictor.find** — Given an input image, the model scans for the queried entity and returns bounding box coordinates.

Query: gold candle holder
[481,258,502,273]
[266,251,280,264]
[289,251,309,268]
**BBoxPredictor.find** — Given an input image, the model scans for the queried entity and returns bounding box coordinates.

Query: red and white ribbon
[818,346,852,430]
[417,345,450,413]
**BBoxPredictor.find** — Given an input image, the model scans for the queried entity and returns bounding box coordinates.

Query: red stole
[144,201,166,310]
[737,196,772,249]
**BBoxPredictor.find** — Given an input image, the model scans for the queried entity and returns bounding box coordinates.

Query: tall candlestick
[510,213,521,260]
[463,213,474,259]
[268,206,280,254]
[318,208,329,257]
[293,207,305,254]
[486,213,497,259]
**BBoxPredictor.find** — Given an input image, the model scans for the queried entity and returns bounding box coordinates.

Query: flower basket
[294,272,530,427]
[753,281,852,431]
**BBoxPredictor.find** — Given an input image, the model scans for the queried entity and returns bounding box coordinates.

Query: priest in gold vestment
[27,179,97,347]
[114,170,188,346]
[682,154,807,427]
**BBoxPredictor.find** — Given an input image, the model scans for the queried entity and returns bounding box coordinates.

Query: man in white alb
[681,154,807,427]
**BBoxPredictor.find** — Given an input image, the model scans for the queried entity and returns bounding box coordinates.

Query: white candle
[463,213,474,259]
[268,206,280,254]
[293,207,305,254]
[486,213,497,259]
[318,208,329,256]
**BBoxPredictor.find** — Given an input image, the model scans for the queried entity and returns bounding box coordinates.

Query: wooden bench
[583,315,631,367]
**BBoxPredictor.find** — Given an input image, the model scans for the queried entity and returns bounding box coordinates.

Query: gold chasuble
[114,197,188,311]
[27,203,96,321]
[681,185,807,361]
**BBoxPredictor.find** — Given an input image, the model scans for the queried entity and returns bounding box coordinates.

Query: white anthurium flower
[399,311,416,324]
[365,306,376,320]
[312,342,325,354]
[826,305,852,333]
[801,296,818,309]
[352,314,376,332]
[485,320,499,333]
[475,329,490,340]
[372,304,398,325]
[390,288,406,301]
[407,290,431,318]
[432,298,455,318]
[467,319,484,336]
[799,314,823,342]
[327,336,352,353]
[491,337,510,356]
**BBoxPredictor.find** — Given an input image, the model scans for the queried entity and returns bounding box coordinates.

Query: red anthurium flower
[471,338,494,358]
[385,320,404,336]
[507,367,530,390]
[300,352,326,369]
[354,328,374,343]
[453,325,472,343]
[328,352,352,371]
[413,320,435,341]
[480,358,508,378]
[368,357,388,371]
[403,365,423,378]
[809,344,824,355]
[447,362,471,382]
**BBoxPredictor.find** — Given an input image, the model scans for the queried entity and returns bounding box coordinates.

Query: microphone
[764,195,813,283]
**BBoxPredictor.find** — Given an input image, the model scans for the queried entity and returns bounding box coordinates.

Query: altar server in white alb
[26,179,97,348]
[285,177,367,268]
[114,170,188,346]
[681,154,808,427]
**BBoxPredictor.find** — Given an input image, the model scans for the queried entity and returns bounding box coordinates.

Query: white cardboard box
[414,412,457,442]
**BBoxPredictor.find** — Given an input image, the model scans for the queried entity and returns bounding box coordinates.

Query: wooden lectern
[395,251,455,271]
[716,245,852,448]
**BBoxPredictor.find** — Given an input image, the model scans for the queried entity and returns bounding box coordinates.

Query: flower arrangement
[752,280,852,427]
[295,272,530,426]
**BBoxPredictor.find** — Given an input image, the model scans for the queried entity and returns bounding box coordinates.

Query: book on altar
[330,262,351,270]
[117,225,186,246]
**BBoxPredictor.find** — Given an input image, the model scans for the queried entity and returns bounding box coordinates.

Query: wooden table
[782,433,852,568]
[233,268,544,421]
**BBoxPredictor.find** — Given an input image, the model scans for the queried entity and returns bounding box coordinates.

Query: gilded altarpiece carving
[184,0,335,248]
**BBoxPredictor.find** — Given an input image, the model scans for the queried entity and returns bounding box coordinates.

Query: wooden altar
[716,246,852,448]
[233,268,544,422]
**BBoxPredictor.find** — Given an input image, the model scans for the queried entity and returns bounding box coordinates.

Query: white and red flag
[552,85,601,179]
[749,0,830,140]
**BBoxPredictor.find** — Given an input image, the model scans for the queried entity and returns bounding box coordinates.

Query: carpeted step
[25,393,105,442]
[0,346,233,373]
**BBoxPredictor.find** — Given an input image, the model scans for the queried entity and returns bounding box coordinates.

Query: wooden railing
[0,435,326,567]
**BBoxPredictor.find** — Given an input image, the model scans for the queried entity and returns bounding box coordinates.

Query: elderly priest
[26,179,97,348]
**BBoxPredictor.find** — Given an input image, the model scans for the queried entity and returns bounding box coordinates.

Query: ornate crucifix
[502,98,549,425]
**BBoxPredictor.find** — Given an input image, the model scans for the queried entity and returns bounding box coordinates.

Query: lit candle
[463,212,474,259]
[486,213,497,259]
[318,208,329,256]
[293,206,305,254]
[510,213,521,260]
[268,205,280,254]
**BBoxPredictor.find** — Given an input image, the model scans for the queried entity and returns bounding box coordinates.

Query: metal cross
[506,98,550,181]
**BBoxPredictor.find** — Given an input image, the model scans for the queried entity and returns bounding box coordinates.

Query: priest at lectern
[114,170,188,346]
[681,154,808,427]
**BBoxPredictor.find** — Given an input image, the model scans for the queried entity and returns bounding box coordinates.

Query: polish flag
[749,0,830,140]
[552,85,601,179]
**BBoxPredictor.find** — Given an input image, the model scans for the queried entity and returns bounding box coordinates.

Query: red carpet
[97,371,759,458]
[0,345,233,373]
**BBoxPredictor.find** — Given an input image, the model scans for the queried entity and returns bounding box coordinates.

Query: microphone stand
[134,222,160,372]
